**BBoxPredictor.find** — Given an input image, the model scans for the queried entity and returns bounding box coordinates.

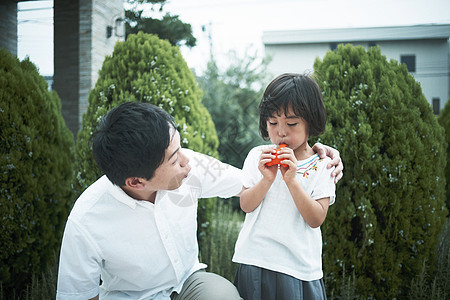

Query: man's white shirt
[56,149,242,299]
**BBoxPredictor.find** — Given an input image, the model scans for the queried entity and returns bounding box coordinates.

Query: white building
[263,24,450,115]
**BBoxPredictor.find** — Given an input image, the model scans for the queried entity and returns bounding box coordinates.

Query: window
[330,43,337,51]
[368,42,377,48]
[433,98,440,115]
[400,55,416,73]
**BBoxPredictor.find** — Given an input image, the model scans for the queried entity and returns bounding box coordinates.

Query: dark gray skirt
[234,264,327,300]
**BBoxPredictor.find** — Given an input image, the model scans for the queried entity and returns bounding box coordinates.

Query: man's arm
[312,142,344,183]
[186,149,243,198]
[57,220,101,299]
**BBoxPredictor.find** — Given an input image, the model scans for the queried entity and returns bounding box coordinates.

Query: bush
[199,200,244,282]
[438,100,450,210]
[313,44,448,299]
[0,48,74,295]
[74,32,219,241]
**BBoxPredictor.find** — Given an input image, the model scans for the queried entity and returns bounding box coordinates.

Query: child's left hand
[276,147,297,182]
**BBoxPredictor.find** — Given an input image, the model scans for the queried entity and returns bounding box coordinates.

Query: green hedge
[313,44,448,299]
[74,32,219,241]
[0,48,74,294]
[438,99,450,210]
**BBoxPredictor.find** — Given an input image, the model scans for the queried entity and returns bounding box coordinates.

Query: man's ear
[124,177,146,190]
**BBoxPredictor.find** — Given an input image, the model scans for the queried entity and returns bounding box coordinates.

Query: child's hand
[258,147,278,182]
[276,147,298,182]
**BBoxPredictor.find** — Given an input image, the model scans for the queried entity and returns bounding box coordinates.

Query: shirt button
[174,258,179,263]
[164,234,169,239]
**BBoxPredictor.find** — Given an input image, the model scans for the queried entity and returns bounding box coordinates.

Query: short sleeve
[56,219,102,300]
[184,149,243,199]
[242,146,264,188]
[311,158,336,205]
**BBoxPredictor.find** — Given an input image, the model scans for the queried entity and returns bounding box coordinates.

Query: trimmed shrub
[0,49,74,294]
[438,99,450,210]
[74,32,219,241]
[313,44,448,299]
[199,200,244,282]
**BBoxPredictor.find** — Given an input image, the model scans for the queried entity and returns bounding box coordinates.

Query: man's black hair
[259,73,326,140]
[92,102,176,186]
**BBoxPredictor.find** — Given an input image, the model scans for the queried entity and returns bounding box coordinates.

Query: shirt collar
[104,175,167,209]
[105,176,139,209]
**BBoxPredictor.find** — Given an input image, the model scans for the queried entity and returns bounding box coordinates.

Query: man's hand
[312,142,343,184]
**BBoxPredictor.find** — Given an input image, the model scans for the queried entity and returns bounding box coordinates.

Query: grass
[202,206,450,300]
[1,252,59,300]
[408,218,450,300]
[199,200,245,282]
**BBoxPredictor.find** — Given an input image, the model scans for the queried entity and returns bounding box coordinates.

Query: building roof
[263,24,450,45]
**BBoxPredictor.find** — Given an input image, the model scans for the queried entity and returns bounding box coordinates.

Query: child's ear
[124,177,146,190]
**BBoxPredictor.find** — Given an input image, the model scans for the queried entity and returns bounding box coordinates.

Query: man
[56,102,343,299]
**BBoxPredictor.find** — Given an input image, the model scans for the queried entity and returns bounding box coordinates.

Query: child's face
[266,106,309,155]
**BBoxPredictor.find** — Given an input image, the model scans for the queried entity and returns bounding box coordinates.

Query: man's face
[145,129,191,191]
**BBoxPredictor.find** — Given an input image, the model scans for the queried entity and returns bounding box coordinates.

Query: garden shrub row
[0,48,75,294]
[1,37,448,298]
[313,44,448,298]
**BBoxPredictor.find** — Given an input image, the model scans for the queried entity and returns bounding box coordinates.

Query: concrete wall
[79,0,123,130]
[264,43,330,77]
[377,39,449,111]
[54,0,80,137]
[0,0,18,56]
[54,0,123,137]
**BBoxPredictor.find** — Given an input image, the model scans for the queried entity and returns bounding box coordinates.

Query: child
[232,73,336,299]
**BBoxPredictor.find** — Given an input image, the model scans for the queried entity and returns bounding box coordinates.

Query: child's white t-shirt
[232,145,336,281]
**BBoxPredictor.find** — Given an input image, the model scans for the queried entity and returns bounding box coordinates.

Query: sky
[17,0,450,76]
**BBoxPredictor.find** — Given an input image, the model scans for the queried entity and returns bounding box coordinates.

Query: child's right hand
[258,147,278,182]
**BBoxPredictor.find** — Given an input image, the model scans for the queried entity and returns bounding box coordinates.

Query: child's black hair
[259,73,326,140]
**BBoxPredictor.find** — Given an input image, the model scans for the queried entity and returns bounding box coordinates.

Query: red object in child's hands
[266,144,288,167]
